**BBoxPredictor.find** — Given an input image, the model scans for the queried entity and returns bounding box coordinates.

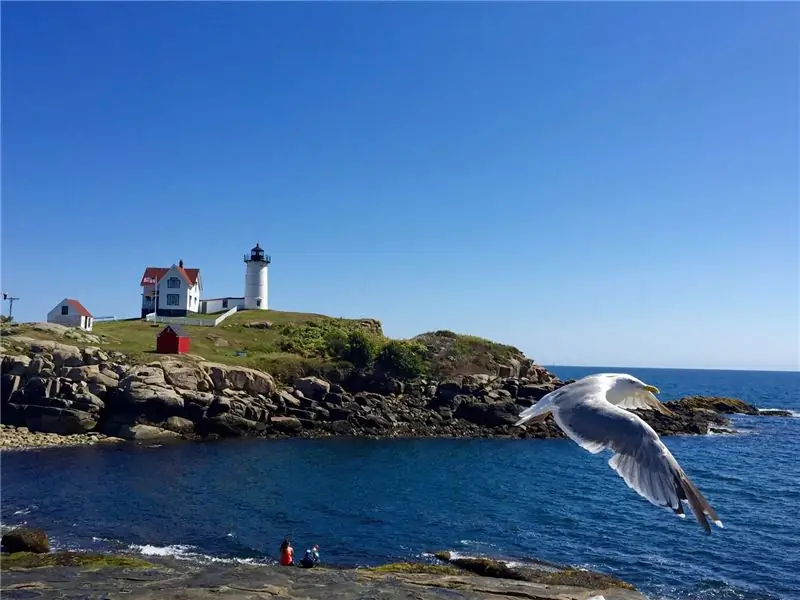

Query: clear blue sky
[2,2,797,371]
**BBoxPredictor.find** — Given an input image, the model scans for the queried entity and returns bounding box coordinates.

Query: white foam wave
[129,543,268,566]
[12,505,38,516]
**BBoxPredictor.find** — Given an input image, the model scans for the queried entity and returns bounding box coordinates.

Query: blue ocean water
[2,366,799,600]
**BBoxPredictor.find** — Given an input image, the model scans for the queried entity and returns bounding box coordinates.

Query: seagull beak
[643,385,660,395]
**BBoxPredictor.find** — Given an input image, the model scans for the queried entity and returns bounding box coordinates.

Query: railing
[144,306,238,328]
[213,306,238,326]
[243,253,272,264]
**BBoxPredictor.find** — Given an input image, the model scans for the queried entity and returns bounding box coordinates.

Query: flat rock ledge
[1,552,646,600]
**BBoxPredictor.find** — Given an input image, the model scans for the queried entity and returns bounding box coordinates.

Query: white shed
[46,298,94,331]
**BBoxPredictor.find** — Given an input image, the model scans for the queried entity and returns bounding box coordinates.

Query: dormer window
[167,277,181,289]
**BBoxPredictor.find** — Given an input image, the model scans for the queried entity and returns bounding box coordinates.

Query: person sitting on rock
[279,539,294,566]
[299,545,320,568]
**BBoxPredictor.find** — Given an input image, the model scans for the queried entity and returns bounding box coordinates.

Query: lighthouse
[243,243,270,310]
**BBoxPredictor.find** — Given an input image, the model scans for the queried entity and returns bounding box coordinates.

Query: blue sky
[2,2,797,371]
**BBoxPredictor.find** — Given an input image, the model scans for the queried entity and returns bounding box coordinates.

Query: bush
[277,319,384,371]
[341,329,382,369]
[375,340,428,380]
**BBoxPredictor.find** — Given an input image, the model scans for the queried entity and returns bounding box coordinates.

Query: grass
[0,551,155,570]
[365,562,462,576]
[5,309,531,383]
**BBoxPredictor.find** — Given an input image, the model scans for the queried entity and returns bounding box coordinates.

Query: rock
[293,376,330,400]
[203,363,275,396]
[243,321,273,329]
[1,527,50,553]
[113,365,185,417]
[161,360,213,392]
[0,552,646,599]
[111,423,181,441]
[22,406,98,435]
[758,409,793,417]
[270,416,303,434]
[203,413,266,437]
[2,354,31,376]
[673,396,759,415]
[164,416,195,434]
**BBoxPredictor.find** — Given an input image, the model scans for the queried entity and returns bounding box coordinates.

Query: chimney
[179,259,184,268]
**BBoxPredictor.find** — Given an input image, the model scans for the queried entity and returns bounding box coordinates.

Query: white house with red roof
[47,298,95,331]
[140,259,203,318]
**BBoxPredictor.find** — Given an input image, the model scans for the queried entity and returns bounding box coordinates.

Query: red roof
[66,299,93,318]
[140,266,200,286]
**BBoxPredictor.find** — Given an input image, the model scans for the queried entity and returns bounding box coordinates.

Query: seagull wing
[612,389,675,416]
[551,392,722,533]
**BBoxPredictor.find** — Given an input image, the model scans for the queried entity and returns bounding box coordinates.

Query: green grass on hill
[6,310,529,382]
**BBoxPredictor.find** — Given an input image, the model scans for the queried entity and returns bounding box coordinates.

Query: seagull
[515,373,723,533]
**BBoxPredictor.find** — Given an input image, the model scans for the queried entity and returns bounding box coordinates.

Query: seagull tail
[514,391,558,427]
[675,471,723,534]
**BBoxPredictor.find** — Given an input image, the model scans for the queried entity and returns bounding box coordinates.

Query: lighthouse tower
[243,243,270,310]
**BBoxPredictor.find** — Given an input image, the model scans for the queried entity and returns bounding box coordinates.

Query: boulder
[113,365,185,417]
[2,354,31,377]
[293,377,330,401]
[164,416,195,434]
[203,363,275,396]
[161,360,213,392]
[203,413,266,437]
[107,422,181,441]
[1,527,50,554]
[22,405,98,435]
[270,416,303,434]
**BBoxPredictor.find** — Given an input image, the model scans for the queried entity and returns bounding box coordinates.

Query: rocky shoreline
[1,336,786,451]
[1,527,645,600]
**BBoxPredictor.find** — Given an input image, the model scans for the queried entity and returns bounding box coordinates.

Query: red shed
[156,324,191,354]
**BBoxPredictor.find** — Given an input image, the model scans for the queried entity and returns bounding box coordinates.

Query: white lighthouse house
[243,243,270,310]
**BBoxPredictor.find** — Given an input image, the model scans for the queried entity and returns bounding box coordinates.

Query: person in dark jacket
[299,545,320,568]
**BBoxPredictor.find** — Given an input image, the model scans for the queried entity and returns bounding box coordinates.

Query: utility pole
[2,292,20,320]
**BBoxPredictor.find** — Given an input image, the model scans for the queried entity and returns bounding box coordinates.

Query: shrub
[341,329,382,369]
[375,340,428,380]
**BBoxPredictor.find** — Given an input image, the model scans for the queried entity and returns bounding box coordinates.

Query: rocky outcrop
[1,340,782,446]
[1,527,50,553]
[0,528,644,599]
[0,552,647,599]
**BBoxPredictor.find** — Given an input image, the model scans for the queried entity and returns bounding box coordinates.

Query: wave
[128,543,270,566]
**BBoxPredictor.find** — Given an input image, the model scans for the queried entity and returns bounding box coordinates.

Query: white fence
[144,306,238,328]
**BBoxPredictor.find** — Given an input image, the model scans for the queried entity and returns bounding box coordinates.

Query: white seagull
[515,373,723,533]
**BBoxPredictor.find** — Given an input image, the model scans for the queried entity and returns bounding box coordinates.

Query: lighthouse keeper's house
[140,260,202,318]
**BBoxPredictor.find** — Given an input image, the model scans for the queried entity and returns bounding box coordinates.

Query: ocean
[2,366,798,600]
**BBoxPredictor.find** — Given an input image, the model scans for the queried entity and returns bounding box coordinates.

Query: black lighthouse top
[244,242,271,265]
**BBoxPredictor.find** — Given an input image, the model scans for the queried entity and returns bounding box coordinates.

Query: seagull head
[600,373,661,396]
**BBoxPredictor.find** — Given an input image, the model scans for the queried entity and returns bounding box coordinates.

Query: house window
[222,299,228,309]
[166,294,180,306]
[256,299,261,307]
[167,277,181,288]
[61,305,69,315]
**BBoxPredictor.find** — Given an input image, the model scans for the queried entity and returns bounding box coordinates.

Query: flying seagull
[515,373,723,533]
